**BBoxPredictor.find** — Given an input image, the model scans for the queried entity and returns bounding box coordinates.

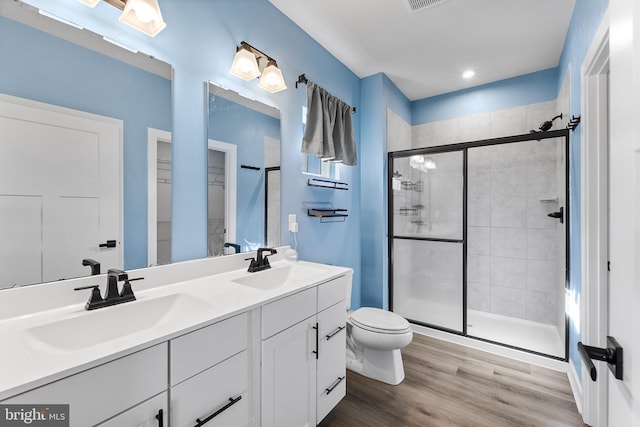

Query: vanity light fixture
[259,60,287,93]
[230,41,287,93]
[230,43,261,81]
[78,0,166,37]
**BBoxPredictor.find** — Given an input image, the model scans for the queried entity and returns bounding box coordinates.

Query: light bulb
[133,2,155,23]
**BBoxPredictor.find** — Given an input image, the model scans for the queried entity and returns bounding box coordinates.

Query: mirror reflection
[0,0,172,288]
[205,82,281,256]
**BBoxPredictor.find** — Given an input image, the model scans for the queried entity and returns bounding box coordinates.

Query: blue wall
[208,94,281,250]
[0,16,172,270]
[19,0,362,304]
[411,68,559,124]
[360,73,411,309]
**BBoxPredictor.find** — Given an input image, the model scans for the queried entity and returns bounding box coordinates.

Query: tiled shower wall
[466,141,563,325]
[387,99,566,326]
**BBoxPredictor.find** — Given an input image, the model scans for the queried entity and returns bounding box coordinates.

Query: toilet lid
[350,307,410,333]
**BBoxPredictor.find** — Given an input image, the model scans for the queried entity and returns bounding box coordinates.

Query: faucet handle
[74,285,103,310]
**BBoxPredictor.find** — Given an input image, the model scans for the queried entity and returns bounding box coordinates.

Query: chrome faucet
[246,247,277,272]
[74,269,142,310]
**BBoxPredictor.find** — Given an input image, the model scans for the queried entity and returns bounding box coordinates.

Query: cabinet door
[97,392,167,427]
[317,301,346,424]
[171,351,248,427]
[262,317,317,427]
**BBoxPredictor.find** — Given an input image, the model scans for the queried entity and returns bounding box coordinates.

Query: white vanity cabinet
[169,313,250,427]
[260,275,347,427]
[98,392,168,427]
[2,343,168,427]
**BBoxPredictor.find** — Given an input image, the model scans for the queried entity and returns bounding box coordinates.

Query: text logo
[0,405,68,427]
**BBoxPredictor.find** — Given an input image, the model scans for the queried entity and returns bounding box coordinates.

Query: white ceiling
[268,0,576,101]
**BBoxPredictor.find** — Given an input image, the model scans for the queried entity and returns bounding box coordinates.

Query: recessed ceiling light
[462,70,475,79]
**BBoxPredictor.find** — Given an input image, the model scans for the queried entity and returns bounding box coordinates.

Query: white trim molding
[208,139,237,251]
[147,128,172,267]
[579,10,610,427]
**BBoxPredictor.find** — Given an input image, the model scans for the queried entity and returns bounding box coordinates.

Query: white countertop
[0,250,352,401]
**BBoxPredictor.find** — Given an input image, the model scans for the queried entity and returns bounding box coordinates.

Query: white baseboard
[411,323,568,372]
[567,360,583,416]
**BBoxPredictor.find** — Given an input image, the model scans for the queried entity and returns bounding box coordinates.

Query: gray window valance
[301,82,356,166]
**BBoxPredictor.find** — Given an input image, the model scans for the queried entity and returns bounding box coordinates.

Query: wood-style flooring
[319,333,585,427]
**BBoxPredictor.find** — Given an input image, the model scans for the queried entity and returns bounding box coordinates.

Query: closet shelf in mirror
[307,208,348,223]
[307,178,348,190]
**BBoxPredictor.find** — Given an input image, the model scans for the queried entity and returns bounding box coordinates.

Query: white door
[0,94,122,287]
[262,317,317,427]
[607,0,640,424]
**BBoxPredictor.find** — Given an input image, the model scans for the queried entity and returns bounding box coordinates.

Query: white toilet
[345,278,413,385]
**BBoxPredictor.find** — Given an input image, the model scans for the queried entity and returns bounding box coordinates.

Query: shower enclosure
[388,130,569,359]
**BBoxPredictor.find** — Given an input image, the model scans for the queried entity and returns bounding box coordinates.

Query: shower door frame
[388,128,571,361]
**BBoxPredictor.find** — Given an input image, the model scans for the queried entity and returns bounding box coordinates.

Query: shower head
[537,113,563,132]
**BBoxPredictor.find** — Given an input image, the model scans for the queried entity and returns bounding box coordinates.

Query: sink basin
[232,264,327,291]
[25,293,213,352]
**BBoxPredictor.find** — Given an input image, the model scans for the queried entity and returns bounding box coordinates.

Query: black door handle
[547,207,564,223]
[577,336,623,381]
[99,240,117,248]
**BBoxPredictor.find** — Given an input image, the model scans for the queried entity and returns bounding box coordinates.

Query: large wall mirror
[205,82,281,256]
[0,0,172,289]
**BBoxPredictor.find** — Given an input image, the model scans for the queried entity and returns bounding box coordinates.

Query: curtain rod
[296,74,356,114]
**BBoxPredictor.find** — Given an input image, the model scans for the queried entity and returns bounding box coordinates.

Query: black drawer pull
[194,396,242,427]
[155,409,163,427]
[326,325,345,340]
[312,323,319,359]
[325,376,345,395]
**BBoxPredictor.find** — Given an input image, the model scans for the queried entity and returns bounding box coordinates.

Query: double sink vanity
[0,247,352,427]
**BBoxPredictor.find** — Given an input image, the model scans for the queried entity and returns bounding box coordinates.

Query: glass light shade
[230,46,261,81]
[258,61,287,93]
[78,0,100,7]
[119,0,166,37]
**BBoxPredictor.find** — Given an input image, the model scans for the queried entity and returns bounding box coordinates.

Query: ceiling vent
[403,0,450,13]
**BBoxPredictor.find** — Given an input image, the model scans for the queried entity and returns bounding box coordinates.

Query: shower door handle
[548,207,564,223]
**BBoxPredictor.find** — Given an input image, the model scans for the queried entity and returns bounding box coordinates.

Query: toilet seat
[351,307,411,334]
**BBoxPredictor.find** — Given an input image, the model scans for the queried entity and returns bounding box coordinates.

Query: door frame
[580,11,610,427]
[208,139,237,251]
[147,128,172,267]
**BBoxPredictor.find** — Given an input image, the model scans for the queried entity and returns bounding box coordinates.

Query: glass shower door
[390,150,465,332]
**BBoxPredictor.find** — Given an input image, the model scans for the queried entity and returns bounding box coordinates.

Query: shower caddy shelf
[307,178,348,190]
[307,208,348,223]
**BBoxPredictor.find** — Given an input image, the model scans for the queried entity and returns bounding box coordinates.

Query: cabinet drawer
[317,300,346,341]
[170,312,247,386]
[171,351,248,427]
[317,275,348,312]
[4,344,167,427]
[317,327,346,424]
[262,287,316,339]
[98,392,167,427]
